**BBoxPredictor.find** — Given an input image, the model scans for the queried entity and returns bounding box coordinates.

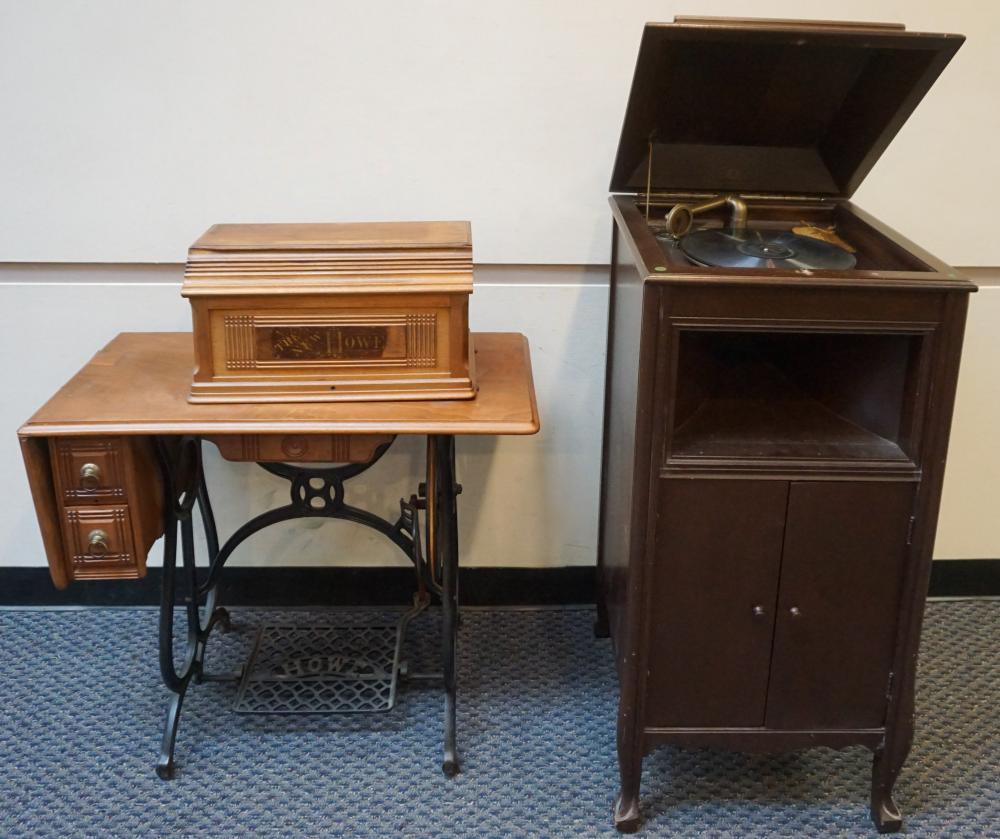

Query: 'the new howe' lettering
[266,326,389,360]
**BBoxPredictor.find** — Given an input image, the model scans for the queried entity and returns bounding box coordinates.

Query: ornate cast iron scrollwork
[153,434,462,779]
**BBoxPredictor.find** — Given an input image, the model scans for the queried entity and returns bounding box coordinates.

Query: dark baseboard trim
[0,565,597,607]
[1,559,996,607]
[927,558,1000,598]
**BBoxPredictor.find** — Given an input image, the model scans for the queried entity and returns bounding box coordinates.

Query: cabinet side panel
[765,480,914,730]
[598,224,645,669]
[878,292,970,794]
[647,479,789,728]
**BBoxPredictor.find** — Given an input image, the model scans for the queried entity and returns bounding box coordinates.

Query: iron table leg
[154,436,231,779]
[152,433,462,778]
[430,435,461,776]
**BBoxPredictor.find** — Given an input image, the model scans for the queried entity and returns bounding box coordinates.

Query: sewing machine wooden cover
[182,221,476,403]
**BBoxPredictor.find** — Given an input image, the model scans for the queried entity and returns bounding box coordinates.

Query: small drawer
[51,437,127,504]
[62,505,141,580]
[209,433,394,463]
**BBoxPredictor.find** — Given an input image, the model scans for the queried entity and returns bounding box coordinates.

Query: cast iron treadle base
[234,609,419,714]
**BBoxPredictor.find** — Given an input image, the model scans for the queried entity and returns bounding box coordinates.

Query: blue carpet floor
[0,601,997,837]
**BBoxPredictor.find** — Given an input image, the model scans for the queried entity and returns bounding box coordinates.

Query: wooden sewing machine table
[18,331,539,779]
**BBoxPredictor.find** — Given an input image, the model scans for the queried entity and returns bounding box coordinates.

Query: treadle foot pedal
[234,612,418,714]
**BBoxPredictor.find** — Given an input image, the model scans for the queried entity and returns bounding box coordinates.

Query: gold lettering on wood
[262,326,391,361]
[223,312,437,370]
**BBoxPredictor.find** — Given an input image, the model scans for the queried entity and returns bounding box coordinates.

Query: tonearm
[664,194,748,238]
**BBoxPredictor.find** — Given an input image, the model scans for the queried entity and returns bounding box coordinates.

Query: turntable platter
[680,228,857,271]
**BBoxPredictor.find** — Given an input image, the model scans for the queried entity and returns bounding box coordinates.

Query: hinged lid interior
[610,17,963,198]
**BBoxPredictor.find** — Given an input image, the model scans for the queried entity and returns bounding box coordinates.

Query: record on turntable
[680,228,857,271]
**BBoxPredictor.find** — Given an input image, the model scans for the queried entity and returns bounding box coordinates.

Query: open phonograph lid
[609,17,964,198]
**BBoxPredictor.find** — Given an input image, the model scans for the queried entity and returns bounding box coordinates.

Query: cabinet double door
[647,479,914,731]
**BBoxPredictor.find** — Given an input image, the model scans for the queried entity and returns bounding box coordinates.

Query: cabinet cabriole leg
[871,745,905,833]
[872,654,917,834]
[613,789,642,833]
[614,720,643,832]
[871,796,902,834]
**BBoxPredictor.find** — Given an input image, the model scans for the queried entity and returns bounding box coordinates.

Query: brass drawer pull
[79,462,102,489]
[88,529,110,556]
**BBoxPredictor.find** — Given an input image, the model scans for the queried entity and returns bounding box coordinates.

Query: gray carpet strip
[0,601,996,837]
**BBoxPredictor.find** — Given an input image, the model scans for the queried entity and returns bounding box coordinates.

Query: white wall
[935,270,1000,560]
[2,267,998,571]
[1,266,608,570]
[0,0,997,266]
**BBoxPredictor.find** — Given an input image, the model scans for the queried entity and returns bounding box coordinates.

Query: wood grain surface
[19,332,538,437]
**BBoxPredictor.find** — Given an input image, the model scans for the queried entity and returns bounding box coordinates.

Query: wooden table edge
[17,332,541,438]
[18,420,541,437]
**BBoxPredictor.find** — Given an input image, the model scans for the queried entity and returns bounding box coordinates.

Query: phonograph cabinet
[595,18,973,833]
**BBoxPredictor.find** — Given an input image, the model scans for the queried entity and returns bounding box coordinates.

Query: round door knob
[79,463,102,489]
[752,605,766,618]
[789,606,802,618]
[87,529,110,556]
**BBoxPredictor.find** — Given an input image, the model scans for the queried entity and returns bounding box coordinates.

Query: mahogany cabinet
[596,225,973,832]
[596,18,972,833]
[648,479,914,732]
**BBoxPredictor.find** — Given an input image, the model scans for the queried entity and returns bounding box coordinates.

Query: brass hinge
[906,515,916,546]
[886,670,895,702]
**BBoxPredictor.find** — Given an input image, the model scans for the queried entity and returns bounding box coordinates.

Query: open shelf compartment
[668,329,923,467]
